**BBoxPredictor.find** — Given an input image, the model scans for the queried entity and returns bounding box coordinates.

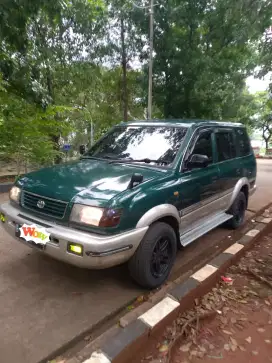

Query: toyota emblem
[37,200,45,209]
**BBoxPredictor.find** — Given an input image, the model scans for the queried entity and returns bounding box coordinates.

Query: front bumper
[0,202,148,269]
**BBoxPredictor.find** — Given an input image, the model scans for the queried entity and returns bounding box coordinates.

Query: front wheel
[225,191,247,229]
[128,222,177,289]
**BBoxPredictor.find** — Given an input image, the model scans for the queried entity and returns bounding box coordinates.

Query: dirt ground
[137,233,272,363]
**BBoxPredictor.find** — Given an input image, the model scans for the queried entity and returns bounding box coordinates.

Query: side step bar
[179,212,233,247]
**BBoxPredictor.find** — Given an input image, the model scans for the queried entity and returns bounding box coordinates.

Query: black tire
[225,191,247,229]
[128,222,177,289]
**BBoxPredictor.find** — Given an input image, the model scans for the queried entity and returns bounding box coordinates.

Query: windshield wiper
[81,154,121,161]
[109,158,169,165]
[80,156,101,160]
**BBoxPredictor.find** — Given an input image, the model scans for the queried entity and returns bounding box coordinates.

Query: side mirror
[187,154,209,169]
[127,173,144,189]
[79,145,86,155]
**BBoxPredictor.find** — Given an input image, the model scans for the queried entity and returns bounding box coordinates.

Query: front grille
[21,191,68,219]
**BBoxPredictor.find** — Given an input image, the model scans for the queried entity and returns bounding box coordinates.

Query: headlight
[9,186,21,204]
[70,204,122,227]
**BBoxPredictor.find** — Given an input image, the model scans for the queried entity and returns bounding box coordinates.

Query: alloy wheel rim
[151,237,172,278]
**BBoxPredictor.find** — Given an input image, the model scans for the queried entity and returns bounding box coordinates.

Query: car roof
[119,119,244,128]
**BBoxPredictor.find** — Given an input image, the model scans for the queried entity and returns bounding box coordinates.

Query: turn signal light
[0,213,6,223]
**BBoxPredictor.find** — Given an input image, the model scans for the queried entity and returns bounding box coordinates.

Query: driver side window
[191,131,213,164]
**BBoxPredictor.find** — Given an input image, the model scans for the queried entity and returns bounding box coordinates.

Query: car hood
[17,159,163,207]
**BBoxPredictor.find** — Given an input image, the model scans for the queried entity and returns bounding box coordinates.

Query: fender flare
[227,177,250,210]
[136,204,180,229]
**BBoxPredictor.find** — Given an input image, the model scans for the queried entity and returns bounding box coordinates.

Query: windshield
[85,125,188,166]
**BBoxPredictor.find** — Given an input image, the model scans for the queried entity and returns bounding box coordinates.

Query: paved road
[0,159,271,363]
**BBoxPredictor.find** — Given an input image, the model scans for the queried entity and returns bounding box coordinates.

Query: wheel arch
[136,204,181,246]
[227,177,250,210]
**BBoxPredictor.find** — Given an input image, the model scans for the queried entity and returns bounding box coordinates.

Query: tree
[54,62,146,148]
[131,0,272,120]
[0,81,72,173]
[254,92,272,151]
[258,26,272,92]
[102,0,145,121]
[0,0,106,162]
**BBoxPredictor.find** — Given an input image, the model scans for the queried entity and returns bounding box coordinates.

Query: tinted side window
[192,131,213,164]
[235,128,251,156]
[215,131,236,162]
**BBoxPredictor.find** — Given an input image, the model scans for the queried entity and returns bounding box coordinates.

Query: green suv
[0,120,256,288]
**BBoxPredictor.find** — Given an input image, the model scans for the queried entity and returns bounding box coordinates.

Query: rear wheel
[128,222,177,289]
[225,191,247,229]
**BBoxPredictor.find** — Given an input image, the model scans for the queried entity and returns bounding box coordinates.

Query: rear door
[235,127,256,188]
[214,128,241,202]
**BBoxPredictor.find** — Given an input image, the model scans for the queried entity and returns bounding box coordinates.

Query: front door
[177,128,220,232]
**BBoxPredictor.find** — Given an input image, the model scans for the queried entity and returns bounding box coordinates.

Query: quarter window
[235,128,251,156]
[215,131,236,162]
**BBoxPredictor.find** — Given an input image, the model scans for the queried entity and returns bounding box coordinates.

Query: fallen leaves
[230,337,238,347]
[84,335,91,341]
[142,236,272,363]
[220,316,228,325]
[179,342,192,352]
[207,353,223,359]
[224,343,230,351]
[245,336,252,344]
[158,342,169,355]
[136,295,144,303]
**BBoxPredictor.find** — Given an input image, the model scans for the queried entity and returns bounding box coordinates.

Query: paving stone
[169,277,199,301]
[101,320,148,361]
[209,252,233,268]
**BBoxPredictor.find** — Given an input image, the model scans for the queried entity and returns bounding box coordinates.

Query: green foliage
[0,85,72,171]
[0,0,272,170]
[252,92,272,149]
[142,0,272,120]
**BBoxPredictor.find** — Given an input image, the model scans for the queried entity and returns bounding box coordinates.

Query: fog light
[0,213,6,223]
[68,243,83,256]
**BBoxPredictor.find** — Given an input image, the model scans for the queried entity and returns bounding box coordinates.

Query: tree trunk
[46,66,62,164]
[36,20,61,164]
[262,123,271,152]
[120,15,128,122]
[164,71,172,118]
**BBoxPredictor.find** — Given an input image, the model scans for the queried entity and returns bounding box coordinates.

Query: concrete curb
[78,206,272,363]
[0,182,13,194]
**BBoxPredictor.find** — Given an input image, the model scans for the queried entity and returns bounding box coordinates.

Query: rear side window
[215,131,236,162]
[235,128,251,156]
